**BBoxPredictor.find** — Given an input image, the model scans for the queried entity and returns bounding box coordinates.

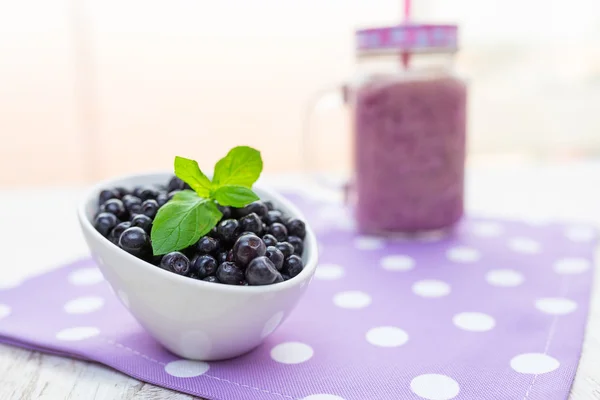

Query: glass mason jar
[306,24,467,235]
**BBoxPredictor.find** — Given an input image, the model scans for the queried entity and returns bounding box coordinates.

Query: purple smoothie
[353,74,467,233]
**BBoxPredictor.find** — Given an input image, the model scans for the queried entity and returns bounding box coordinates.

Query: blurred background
[1,0,600,187]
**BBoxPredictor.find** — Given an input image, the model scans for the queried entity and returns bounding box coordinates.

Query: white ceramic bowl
[78,172,318,360]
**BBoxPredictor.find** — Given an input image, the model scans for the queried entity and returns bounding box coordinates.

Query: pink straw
[401,0,412,68]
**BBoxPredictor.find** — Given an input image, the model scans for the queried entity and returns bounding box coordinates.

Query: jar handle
[301,83,351,198]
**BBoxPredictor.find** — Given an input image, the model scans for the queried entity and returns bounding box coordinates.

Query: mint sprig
[212,185,260,208]
[150,146,263,255]
[174,156,212,198]
[212,146,263,187]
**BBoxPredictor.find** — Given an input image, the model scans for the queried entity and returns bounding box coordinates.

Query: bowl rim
[77,170,319,294]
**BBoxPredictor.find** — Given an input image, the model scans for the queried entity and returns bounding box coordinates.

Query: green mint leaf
[174,156,211,198]
[212,185,260,208]
[151,195,222,255]
[171,189,199,202]
[212,146,263,188]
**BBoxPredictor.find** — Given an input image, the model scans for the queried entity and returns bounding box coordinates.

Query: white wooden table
[1,165,599,399]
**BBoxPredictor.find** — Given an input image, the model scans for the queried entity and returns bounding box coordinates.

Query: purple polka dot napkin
[0,192,597,400]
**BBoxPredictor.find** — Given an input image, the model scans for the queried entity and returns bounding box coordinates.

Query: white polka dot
[510,353,560,374]
[485,269,524,287]
[366,326,409,347]
[68,268,104,286]
[453,312,495,332]
[565,226,596,243]
[446,246,481,263]
[524,215,551,226]
[117,289,130,308]
[412,280,451,298]
[164,360,209,377]
[318,206,355,231]
[0,276,23,290]
[410,374,460,400]
[64,296,105,314]
[380,255,415,272]
[471,222,503,237]
[535,298,578,315]
[0,304,11,319]
[317,205,347,220]
[270,342,314,364]
[415,230,448,242]
[354,236,385,250]
[261,311,284,338]
[336,218,356,231]
[303,395,346,400]
[553,257,591,275]
[315,264,344,280]
[56,327,100,341]
[508,237,541,254]
[333,291,372,309]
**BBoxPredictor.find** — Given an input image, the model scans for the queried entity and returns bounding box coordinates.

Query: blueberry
[103,198,127,219]
[264,210,283,225]
[129,203,142,216]
[141,199,159,218]
[265,246,284,270]
[217,205,232,219]
[281,274,291,281]
[156,191,169,207]
[236,201,268,218]
[216,262,245,285]
[160,252,190,276]
[191,255,218,278]
[239,213,263,235]
[98,189,118,206]
[147,254,163,266]
[287,236,304,256]
[262,234,278,247]
[203,276,219,283]
[245,256,281,285]
[195,236,220,254]
[167,190,181,201]
[217,219,240,242]
[118,227,149,255]
[181,245,197,259]
[114,187,129,198]
[275,241,294,258]
[208,226,219,238]
[282,255,303,278]
[268,223,288,241]
[132,187,144,198]
[167,176,186,192]
[109,221,131,244]
[233,234,266,267]
[94,212,118,237]
[122,195,142,212]
[217,249,233,265]
[138,187,158,201]
[286,218,306,239]
[131,214,152,233]
[264,201,274,211]
[273,274,284,283]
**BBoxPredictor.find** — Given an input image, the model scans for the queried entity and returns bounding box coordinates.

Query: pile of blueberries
[93,176,306,286]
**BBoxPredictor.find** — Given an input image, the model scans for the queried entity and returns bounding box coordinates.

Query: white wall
[0,0,599,186]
